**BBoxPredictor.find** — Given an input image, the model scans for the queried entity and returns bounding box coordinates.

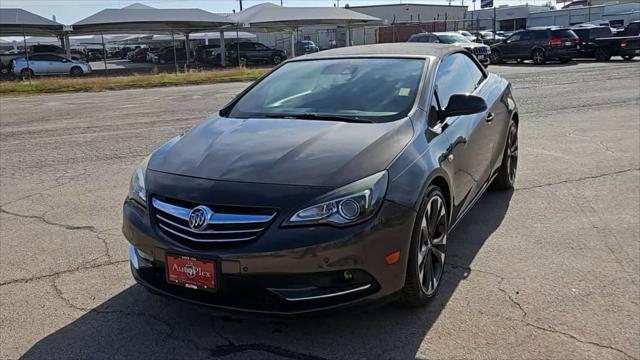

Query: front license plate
[166,254,216,290]
[635,49,640,54]
[565,41,572,46]
[477,54,485,60]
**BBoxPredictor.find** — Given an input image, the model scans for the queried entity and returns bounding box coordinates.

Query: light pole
[239,0,243,11]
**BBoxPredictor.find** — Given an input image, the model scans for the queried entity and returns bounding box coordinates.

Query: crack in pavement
[566,129,617,156]
[0,206,99,233]
[515,168,639,192]
[0,259,128,287]
[497,285,638,360]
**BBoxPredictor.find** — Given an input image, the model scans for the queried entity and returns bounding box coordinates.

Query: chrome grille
[471,46,491,55]
[152,197,276,243]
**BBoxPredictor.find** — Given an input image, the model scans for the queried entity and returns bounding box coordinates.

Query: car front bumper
[123,197,416,315]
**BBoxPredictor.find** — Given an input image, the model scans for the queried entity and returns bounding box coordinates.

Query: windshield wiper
[262,113,373,123]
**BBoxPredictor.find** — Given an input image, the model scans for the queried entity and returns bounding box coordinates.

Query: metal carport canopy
[72,8,235,34]
[228,3,381,56]
[72,7,236,71]
[0,8,64,36]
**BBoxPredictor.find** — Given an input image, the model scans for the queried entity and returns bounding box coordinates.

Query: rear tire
[398,186,448,307]
[532,49,546,65]
[70,66,83,76]
[622,55,635,61]
[491,119,519,190]
[20,68,33,80]
[594,48,611,61]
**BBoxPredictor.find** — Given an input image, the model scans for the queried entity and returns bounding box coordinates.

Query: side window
[435,53,483,109]
[239,43,253,51]
[430,35,440,43]
[29,54,47,61]
[532,31,548,41]
[254,43,269,50]
[506,33,521,43]
[519,32,532,41]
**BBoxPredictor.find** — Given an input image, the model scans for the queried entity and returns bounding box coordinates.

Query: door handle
[486,112,495,122]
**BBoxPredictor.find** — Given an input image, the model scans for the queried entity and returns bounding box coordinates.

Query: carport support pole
[185,33,190,70]
[64,33,71,57]
[101,32,109,76]
[22,28,31,83]
[219,30,226,67]
[345,24,351,47]
[171,31,178,74]
[290,29,295,58]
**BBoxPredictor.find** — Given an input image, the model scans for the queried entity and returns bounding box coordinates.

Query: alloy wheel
[418,194,447,296]
[506,124,518,183]
[533,50,545,65]
[273,55,282,65]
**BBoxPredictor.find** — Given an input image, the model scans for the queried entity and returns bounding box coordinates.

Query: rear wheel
[398,186,448,307]
[70,66,83,76]
[516,58,524,63]
[492,119,519,190]
[594,48,611,61]
[20,68,33,80]
[622,55,635,61]
[238,56,248,66]
[532,49,546,65]
[490,50,502,64]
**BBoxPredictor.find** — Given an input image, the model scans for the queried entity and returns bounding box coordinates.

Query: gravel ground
[1,59,639,360]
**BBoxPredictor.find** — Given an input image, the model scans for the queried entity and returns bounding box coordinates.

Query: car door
[254,43,271,61]
[500,33,521,58]
[27,54,49,75]
[48,55,70,74]
[434,53,496,218]
[513,31,533,57]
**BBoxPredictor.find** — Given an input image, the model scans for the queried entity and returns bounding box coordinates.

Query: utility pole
[239,0,243,11]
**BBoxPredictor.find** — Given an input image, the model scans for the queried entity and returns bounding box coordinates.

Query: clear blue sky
[2,0,554,24]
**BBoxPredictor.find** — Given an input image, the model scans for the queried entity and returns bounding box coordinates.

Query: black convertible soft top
[297,43,464,60]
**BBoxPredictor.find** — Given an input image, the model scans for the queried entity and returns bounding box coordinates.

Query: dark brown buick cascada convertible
[123,43,519,315]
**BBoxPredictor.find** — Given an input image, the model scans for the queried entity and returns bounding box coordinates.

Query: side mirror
[438,94,488,120]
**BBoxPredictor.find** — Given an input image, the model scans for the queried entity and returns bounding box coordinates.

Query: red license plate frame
[165,254,217,291]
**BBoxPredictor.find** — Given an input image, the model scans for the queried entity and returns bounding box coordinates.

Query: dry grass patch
[0,68,268,96]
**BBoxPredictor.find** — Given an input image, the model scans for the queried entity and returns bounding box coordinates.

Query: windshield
[436,33,471,44]
[227,58,425,123]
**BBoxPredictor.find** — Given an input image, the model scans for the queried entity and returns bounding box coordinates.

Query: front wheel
[398,186,448,307]
[271,54,283,65]
[70,66,83,76]
[623,55,635,61]
[492,120,519,190]
[20,68,33,80]
[490,50,502,64]
[532,49,546,65]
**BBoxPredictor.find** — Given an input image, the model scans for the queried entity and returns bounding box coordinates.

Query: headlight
[285,171,388,227]
[128,155,151,205]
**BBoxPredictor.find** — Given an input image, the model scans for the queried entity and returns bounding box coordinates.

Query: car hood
[148,115,413,187]
[455,42,489,49]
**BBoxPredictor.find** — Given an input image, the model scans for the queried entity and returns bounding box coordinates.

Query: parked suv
[227,42,287,65]
[490,27,580,64]
[572,26,640,61]
[408,32,491,67]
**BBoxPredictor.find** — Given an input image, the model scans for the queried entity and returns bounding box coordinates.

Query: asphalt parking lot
[1,59,639,360]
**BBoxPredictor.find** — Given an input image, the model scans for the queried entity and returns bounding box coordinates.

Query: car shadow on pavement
[22,190,513,360]
[495,61,579,67]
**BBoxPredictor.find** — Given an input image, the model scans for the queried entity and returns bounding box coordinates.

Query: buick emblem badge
[188,205,211,231]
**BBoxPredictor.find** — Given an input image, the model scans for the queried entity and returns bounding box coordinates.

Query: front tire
[492,119,519,190]
[491,50,502,64]
[271,54,283,65]
[70,66,83,76]
[20,68,33,80]
[398,186,448,307]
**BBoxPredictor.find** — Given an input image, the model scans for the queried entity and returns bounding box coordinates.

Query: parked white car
[11,53,92,78]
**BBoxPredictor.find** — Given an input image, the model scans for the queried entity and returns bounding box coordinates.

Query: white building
[467,2,640,31]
